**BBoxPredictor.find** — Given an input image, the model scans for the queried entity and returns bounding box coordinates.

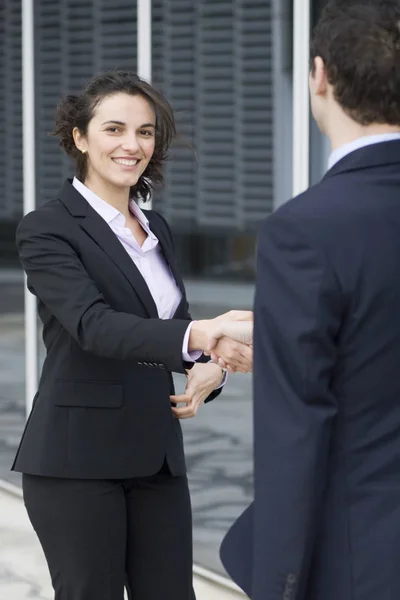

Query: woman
[13,70,252,600]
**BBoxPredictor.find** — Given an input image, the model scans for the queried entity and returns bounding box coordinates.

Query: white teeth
[113,158,138,166]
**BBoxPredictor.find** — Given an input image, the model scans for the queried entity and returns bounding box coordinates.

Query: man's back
[221,140,400,600]
[221,0,400,597]
[291,139,400,599]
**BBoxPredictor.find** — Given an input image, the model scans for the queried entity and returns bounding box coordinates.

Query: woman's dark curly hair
[52,70,176,200]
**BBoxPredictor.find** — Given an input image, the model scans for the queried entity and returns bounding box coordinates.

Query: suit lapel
[146,211,188,318]
[146,211,185,294]
[59,180,158,318]
[80,215,159,317]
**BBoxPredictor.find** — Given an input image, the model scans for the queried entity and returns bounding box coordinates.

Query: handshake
[189,310,253,374]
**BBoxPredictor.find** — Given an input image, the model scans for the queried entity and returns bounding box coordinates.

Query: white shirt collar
[72,177,156,240]
[328,133,400,171]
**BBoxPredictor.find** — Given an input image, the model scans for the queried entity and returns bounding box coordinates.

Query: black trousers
[22,462,196,600]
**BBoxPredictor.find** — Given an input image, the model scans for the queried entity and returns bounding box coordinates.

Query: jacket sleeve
[251,211,342,599]
[16,210,191,374]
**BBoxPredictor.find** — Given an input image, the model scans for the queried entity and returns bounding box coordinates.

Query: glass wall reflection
[0,268,25,487]
[0,0,25,486]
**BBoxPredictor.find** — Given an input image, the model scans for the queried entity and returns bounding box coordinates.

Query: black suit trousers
[22,461,196,600]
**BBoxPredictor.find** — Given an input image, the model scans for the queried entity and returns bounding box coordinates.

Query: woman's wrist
[188,320,212,351]
[207,361,226,386]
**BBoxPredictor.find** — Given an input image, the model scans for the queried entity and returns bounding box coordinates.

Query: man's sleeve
[251,211,342,599]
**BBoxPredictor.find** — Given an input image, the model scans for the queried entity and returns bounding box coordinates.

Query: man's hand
[214,310,253,325]
[170,363,224,419]
[206,316,253,372]
[208,319,253,349]
[207,336,253,373]
[188,310,253,373]
[189,311,253,351]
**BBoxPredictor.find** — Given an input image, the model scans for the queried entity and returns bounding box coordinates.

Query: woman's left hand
[170,362,224,419]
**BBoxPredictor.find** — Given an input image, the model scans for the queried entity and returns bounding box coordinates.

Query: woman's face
[74,92,156,196]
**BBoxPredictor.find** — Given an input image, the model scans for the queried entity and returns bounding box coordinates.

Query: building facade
[0,0,328,276]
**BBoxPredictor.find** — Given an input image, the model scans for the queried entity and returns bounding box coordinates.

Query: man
[215,1,400,598]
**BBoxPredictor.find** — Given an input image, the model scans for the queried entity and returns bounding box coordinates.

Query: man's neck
[329,122,400,153]
[327,127,400,171]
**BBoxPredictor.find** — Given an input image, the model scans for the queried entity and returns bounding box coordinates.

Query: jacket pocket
[54,380,124,409]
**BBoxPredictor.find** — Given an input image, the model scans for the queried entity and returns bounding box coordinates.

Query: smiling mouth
[112,158,139,166]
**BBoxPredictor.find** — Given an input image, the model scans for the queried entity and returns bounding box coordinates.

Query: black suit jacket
[12,179,221,479]
[221,140,400,600]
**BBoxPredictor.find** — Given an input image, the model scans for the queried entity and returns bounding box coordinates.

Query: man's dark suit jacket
[12,179,221,479]
[220,140,400,600]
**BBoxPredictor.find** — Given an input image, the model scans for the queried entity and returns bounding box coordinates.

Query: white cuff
[182,322,203,362]
[209,360,228,389]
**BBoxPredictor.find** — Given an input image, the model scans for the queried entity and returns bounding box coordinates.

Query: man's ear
[312,56,328,96]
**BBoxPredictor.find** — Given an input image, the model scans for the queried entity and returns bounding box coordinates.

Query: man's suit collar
[323,139,400,180]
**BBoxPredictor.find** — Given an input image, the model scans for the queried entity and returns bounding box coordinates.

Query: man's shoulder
[258,176,363,256]
[278,177,352,220]
[266,176,358,233]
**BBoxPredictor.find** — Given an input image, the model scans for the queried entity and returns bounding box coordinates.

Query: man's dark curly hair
[52,70,176,201]
[310,0,400,125]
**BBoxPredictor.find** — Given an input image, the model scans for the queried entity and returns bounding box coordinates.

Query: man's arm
[251,211,342,599]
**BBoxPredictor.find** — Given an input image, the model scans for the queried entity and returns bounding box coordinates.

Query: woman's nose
[121,134,141,153]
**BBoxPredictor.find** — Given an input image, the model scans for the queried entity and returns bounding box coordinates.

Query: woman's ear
[72,127,87,154]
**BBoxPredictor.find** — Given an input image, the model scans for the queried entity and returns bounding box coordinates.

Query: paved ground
[0,273,254,576]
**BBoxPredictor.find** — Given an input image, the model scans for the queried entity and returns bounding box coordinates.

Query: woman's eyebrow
[101,121,156,128]
[101,120,125,126]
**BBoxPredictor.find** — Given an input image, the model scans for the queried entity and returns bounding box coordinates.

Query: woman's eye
[140,130,154,137]
[106,127,120,133]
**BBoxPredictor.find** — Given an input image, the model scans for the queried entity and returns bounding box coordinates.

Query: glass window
[0,0,25,487]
